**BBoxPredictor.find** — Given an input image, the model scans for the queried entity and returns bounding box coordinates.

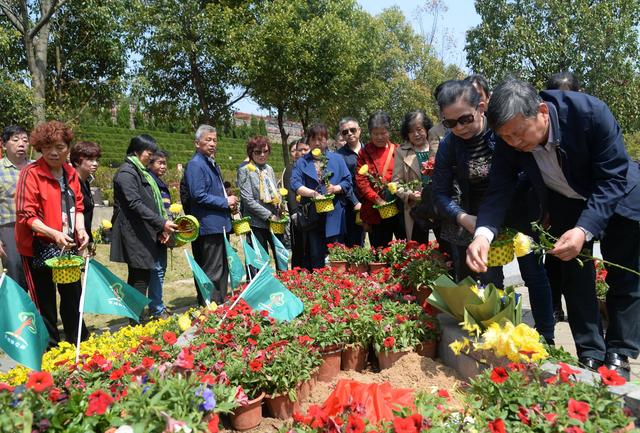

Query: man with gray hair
[182,125,239,306]
[467,79,640,379]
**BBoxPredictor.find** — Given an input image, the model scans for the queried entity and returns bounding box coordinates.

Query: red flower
[149,344,162,352]
[517,406,530,425]
[207,414,220,433]
[565,427,585,433]
[567,398,590,423]
[247,337,258,346]
[174,348,194,370]
[163,331,177,345]
[383,336,396,349]
[544,413,558,424]
[48,387,62,402]
[490,367,509,384]
[26,371,54,392]
[597,365,626,386]
[392,416,418,433]
[109,367,125,381]
[85,390,114,416]
[141,357,154,369]
[437,389,450,399]
[249,359,263,372]
[345,415,365,433]
[250,325,261,336]
[297,335,314,345]
[0,383,14,393]
[488,418,506,433]
[308,404,328,428]
[372,313,383,321]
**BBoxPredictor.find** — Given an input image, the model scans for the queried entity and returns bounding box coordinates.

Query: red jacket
[15,158,84,257]
[355,142,396,225]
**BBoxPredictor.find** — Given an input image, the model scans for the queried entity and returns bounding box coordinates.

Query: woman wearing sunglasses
[431,80,555,343]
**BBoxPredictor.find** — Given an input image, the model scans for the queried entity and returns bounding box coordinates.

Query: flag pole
[184,249,210,307]
[218,261,269,327]
[75,257,90,364]
[0,271,6,292]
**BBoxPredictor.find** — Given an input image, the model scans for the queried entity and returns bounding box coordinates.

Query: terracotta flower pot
[349,263,368,274]
[415,340,437,359]
[614,421,636,433]
[230,392,265,431]
[329,260,348,274]
[318,346,342,382]
[377,349,409,370]
[297,378,311,402]
[414,285,432,307]
[369,262,386,273]
[341,345,368,371]
[265,393,300,419]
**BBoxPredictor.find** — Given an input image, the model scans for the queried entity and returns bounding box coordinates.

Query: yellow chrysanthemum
[279,188,288,196]
[101,219,112,229]
[178,314,192,331]
[358,164,369,175]
[246,163,257,172]
[295,195,301,203]
[461,321,482,338]
[169,203,183,215]
[449,338,470,355]
[207,302,218,312]
[387,182,398,194]
[474,322,548,363]
[311,148,322,158]
[513,232,533,257]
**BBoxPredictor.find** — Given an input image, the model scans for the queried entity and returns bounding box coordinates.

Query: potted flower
[369,246,388,273]
[401,255,449,306]
[347,245,375,274]
[310,149,335,213]
[370,302,426,369]
[269,188,290,235]
[327,243,350,273]
[341,306,374,371]
[300,313,347,382]
[359,164,399,219]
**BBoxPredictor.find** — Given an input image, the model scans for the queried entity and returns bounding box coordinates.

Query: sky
[232,0,481,115]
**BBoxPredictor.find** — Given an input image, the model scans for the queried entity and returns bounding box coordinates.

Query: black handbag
[409,184,440,222]
[293,200,321,232]
[32,171,78,269]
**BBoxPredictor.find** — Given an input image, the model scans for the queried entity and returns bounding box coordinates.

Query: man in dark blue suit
[467,79,640,379]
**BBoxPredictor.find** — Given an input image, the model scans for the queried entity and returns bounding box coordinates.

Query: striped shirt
[0,157,24,226]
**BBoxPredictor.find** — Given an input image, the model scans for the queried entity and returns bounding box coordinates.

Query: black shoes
[605,353,631,381]
[553,309,566,323]
[578,357,603,371]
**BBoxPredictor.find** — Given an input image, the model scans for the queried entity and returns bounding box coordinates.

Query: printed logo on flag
[258,292,285,313]
[4,312,37,351]
[108,282,127,308]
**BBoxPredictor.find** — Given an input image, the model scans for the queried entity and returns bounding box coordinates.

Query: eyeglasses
[341,127,358,136]
[253,149,270,155]
[442,113,476,129]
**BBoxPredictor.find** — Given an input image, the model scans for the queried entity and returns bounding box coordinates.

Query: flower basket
[487,230,515,267]
[269,217,289,235]
[376,349,409,370]
[174,215,200,243]
[45,255,84,284]
[232,217,252,235]
[341,344,368,371]
[265,393,300,419]
[230,392,265,431]
[373,199,399,219]
[312,194,335,213]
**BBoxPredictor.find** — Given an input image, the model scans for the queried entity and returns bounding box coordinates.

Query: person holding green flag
[110,135,177,323]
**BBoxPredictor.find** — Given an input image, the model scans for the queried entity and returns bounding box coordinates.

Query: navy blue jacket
[336,144,362,206]
[291,151,352,238]
[184,152,231,235]
[432,127,497,222]
[478,90,640,238]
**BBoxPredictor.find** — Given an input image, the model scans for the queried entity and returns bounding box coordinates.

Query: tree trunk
[187,49,212,125]
[277,107,290,168]
[24,28,49,126]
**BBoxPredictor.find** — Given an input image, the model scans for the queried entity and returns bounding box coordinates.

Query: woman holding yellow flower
[237,136,285,261]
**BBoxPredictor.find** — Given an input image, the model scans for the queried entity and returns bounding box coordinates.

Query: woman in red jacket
[15,121,89,346]
[355,111,405,248]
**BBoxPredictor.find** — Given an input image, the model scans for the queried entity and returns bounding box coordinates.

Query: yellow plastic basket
[232,217,252,235]
[312,194,335,213]
[487,230,516,267]
[45,255,84,284]
[374,200,399,219]
[174,215,200,243]
[269,217,289,234]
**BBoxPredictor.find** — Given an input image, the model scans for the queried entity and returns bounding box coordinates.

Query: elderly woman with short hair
[15,120,89,345]
[70,141,101,249]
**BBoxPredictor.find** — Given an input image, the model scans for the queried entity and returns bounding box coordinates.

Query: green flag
[224,235,245,289]
[241,264,303,321]
[242,237,271,272]
[84,259,151,322]
[184,252,213,302]
[0,274,49,370]
[271,232,289,271]
[251,232,273,268]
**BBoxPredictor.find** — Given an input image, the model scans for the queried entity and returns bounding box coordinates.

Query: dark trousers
[22,256,88,347]
[305,229,344,271]
[344,203,364,247]
[249,226,280,264]
[547,189,640,360]
[368,214,404,248]
[192,233,228,305]
[127,266,151,323]
[545,254,565,313]
[290,222,307,269]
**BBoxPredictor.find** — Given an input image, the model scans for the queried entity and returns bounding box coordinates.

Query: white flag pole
[0,272,7,291]
[184,249,210,307]
[217,261,269,327]
[75,257,90,364]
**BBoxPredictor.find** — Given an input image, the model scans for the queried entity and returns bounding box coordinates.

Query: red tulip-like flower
[392,416,418,433]
[85,390,114,416]
[249,359,263,372]
[490,367,509,384]
[383,336,395,349]
[567,398,590,423]
[250,324,261,336]
[163,331,177,345]
[26,371,54,392]
[345,415,365,433]
[597,365,626,386]
[488,418,506,433]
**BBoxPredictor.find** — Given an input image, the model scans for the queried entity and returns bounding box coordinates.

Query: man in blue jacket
[467,79,640,379]
[183,125,239,305]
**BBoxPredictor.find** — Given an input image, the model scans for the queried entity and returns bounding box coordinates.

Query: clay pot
[318,346,342,382]
[613,421,636,433]
[369,262,386,273]
[377,350,410,370]
[415,340,437,359]
[349,263,368,274]
[341,345,368,371]
[230,392,265,431]
[329,260,348,274]
[265,393,300,420]
[297,378,311,402]
[414,285,432,307]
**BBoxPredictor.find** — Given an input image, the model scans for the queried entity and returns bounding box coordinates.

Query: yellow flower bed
[0,317,175,386]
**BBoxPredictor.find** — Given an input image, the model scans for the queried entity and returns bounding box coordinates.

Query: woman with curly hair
[15,120,89,345]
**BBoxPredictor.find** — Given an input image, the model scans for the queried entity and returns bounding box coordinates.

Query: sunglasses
[341,127,358,136]
[442,113,476,129]
[253,149,270,155]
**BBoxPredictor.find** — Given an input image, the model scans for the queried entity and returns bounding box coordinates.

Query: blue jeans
[148,248,167,316]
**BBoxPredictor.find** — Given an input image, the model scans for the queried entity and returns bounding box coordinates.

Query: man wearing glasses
[336,117,364,246]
